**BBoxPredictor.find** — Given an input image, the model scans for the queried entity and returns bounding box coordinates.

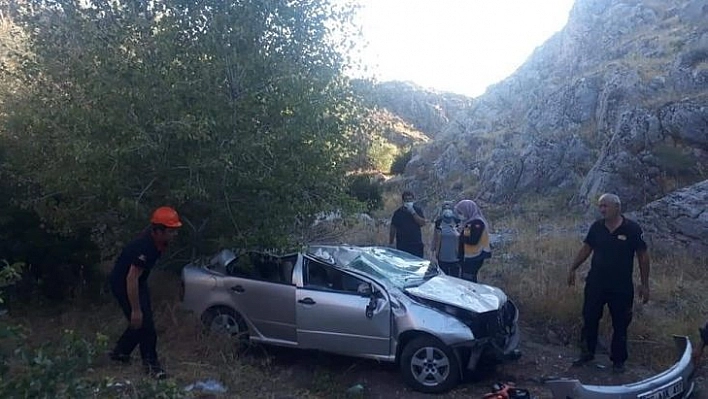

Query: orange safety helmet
[150,206,182,228]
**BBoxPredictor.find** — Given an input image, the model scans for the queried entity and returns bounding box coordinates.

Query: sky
[351,0,576,98]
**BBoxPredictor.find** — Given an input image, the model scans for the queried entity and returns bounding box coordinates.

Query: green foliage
[0,260,22,306]
[347,174,383,212]
[0,186,101,302]
[367,135,399,172]
[0,307,187,399]
[1,0,366,252]
[390,148,413,175]
[0,329,107,398]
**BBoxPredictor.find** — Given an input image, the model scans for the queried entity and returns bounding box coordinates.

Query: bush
[368,136,399,172]
[390,149,412,175]
[0,329,107,398]
[0,205,101,304]
[347,174,383,212]
[0,325,187,398]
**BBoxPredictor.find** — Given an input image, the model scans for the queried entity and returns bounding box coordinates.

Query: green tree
[390,148,412,175]
[1,0,365,253]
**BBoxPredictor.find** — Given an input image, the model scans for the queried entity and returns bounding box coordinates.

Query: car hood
[405,275,506,313]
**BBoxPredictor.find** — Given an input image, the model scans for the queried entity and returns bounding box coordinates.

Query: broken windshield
[322,246,439,288]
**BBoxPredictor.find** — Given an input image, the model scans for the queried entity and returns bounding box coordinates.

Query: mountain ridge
[358,0,708,253]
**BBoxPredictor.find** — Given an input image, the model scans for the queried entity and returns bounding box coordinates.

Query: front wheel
[400,336,460,393]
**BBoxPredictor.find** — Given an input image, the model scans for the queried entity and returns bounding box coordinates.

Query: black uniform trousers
[111,283,158,366]
[461,257,485,283]
[580,282,634,364]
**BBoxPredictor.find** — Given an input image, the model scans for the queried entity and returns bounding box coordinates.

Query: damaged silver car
[181,245,520,393]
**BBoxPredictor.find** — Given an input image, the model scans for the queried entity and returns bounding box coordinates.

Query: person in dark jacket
[108,206,182,379]
[567,193,650,373]
[389,190,426,257]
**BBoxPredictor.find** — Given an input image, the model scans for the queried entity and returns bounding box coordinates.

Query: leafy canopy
[1,0,367,252]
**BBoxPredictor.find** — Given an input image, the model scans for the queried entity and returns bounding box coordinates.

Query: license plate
[637,378,684,399]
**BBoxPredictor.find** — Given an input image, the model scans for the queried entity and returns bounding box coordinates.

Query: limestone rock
[626,179,708,254]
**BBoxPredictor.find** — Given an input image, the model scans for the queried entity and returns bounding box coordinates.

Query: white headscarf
[454,200,489,229]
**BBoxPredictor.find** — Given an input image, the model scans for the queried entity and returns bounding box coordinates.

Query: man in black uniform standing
[567,193,650,373]
[108,206,182,379]
[389,190,426,258]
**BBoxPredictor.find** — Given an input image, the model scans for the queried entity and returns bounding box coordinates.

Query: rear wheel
[400,336,460,393]
[201,306,249,342]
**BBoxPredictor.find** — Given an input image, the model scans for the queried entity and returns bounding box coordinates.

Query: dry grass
[482,212,708,370]
[7,201,707,395]
[318,206,708,372]
[8,271,337,398]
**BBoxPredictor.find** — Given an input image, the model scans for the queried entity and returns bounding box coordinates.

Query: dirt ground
[9,264,707,399]
[9,300,708,399]
[219,324,708,399]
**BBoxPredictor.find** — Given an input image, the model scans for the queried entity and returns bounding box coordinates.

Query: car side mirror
[362,283,378,319]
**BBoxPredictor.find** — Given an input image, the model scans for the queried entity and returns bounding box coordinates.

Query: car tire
[400,336,460,393]
[201,306,249,342]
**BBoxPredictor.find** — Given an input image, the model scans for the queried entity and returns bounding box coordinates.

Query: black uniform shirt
[584,216,647,288]
[109,232,162,292]
[391,205,425,246]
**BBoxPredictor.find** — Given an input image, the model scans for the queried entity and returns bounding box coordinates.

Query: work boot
[144,362,168,380]
[571,353,594,367]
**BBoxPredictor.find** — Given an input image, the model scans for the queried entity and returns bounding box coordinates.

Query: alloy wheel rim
[211,314,239,335]
[410,346,450,386]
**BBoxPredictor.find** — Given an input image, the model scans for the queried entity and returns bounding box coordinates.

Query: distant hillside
[357,0,708,252]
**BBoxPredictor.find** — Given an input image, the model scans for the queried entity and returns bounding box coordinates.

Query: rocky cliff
[368,0,707,215]
[626,179,708,254]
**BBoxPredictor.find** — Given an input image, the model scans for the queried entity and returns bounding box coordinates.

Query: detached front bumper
[545,335,695,399]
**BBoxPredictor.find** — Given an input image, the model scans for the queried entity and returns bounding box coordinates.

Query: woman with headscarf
[454,199,492,283]
[431,201,461,277]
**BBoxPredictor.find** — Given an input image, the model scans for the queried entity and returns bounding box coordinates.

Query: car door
[224,252,296,344]
[295,256,391,356]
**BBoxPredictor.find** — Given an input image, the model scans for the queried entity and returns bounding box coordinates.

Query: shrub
[368,136,399,172]
[0,315,188,398]
[0,206,101,304]
[347,174,383,212]
[390,148,412,175]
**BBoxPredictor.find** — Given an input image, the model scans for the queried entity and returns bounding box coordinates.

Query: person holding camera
[389,190,426,257]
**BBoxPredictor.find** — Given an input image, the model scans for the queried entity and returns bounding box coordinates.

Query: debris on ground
[346,383,365,396]
[184,379,228,394]
[482,382,534,399]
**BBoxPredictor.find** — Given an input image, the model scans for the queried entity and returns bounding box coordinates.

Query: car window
[227,253,293,285]
[227,255,257,279]
[304,259,367,295]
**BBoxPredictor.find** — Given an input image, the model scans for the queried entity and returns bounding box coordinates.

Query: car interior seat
[307,263,330,288]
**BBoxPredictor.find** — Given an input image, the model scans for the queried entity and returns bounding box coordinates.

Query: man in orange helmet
[108,206,182,379]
